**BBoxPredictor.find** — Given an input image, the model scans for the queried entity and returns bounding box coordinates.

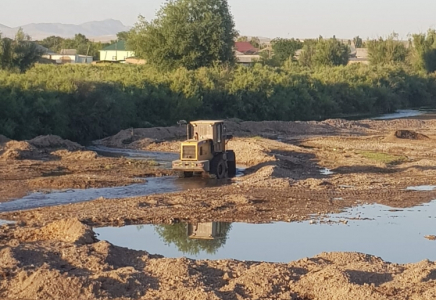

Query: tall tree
[0,28,42,72]
[313,38,350,67]
[270,38,303,65]
[38,36,64,52]
[116,31,129,41]
[411,29,436,73]
[128,0,237,70]
[299,38,349,67]
[367,34,409,65]
[353,36,363,48]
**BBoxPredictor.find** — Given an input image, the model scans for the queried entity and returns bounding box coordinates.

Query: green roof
[101,40,130,51]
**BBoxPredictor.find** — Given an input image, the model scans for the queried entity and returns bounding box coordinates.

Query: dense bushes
[0,63,435,143]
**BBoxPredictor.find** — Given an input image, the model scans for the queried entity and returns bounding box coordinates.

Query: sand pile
[17,219,96,245]
[228,138,276,166]
[95,127,186,148]
[0,140,37,160]
[51,149,97,160]
[29,135,84,151]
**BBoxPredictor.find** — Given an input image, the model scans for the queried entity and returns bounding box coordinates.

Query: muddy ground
[1,118,436,299]
[0,135,172,202]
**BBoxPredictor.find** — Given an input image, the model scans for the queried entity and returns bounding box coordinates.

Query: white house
[42,49,93,64]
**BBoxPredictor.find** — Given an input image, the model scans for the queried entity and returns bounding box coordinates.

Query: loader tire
[211,154,227,179]
[226,150,236,177]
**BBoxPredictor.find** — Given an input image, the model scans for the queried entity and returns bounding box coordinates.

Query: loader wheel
[211,155,227,179]
[226,150,236,178]
[227,159,236,177]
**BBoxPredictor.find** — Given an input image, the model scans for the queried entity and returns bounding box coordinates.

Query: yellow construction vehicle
[172,120,236,178]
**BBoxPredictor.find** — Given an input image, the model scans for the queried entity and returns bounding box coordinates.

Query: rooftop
[101,40,130,51]
[234,42,258,54]
[190,120,224,125]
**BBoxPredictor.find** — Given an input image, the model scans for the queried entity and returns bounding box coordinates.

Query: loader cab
[187,120,226,153]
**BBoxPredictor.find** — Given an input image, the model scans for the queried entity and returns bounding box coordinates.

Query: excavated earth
[1,118,436,299]
[0,135,172,202]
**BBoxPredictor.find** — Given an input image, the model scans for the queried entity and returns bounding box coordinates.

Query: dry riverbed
[1,118,436,299]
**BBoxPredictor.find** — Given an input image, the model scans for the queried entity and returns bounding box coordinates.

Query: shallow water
[0,220,14,226]
[0,176,239,212]
[2,144,245,212]
[95,200,436,264]
[320,168,334,175]
[406,185,436,191]
[371,109,424,120]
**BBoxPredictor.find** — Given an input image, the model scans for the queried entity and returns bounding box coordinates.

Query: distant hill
[0,19,130,41]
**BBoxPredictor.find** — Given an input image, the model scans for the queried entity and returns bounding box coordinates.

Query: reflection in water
[96,201,436,263]
[152,222,232,255]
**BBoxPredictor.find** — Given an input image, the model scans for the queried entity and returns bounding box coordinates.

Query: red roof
[235,42,258,54]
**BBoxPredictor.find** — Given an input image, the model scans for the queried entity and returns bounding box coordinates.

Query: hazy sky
[1,0,436,39]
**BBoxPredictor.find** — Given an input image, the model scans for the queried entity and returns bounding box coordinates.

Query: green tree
[353,36,363,48]
[299,43,316,67]
[116,31,129,41]
[0,28,42,72]
[249,36,261,48]
[313,38,350,67]
[154,223,232,255]
[270,38,303,65]
[39,36,65,52]
[367,34,409,65]
[411,29,436,73]
[236,36,248,42]
[128,0,237,70]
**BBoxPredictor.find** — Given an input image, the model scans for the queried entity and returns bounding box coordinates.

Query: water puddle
[406,185,436,191]
[95,200,436,264]
[0,176,237,212]
[0,220,14,226]
[371,109,424,120]
[320,168,334,175]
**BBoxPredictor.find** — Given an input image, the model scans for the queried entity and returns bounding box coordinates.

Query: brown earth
[2,119,436,299]
[0,219,435,300]
[0,135,172,202]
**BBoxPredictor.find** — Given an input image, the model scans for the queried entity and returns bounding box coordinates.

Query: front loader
[171,120,236,179]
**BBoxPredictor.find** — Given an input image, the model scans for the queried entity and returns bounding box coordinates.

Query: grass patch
[357,151,408,165]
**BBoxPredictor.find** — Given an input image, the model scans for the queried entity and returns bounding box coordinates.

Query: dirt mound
[29,135,83,151]
[0,140,37,160]
[19,219,96,245]
[51,149,97,160]
[228,138,275,166]
[393,130,429,140]
[7,267,89,300]
[95,127,186,148]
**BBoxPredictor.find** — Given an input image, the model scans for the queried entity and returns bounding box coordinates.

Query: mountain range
[0,19,131,41]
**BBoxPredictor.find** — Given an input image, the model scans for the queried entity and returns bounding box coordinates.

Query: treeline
[0,29,43,72]
[37,34,112,60]
[1,63,435,143]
